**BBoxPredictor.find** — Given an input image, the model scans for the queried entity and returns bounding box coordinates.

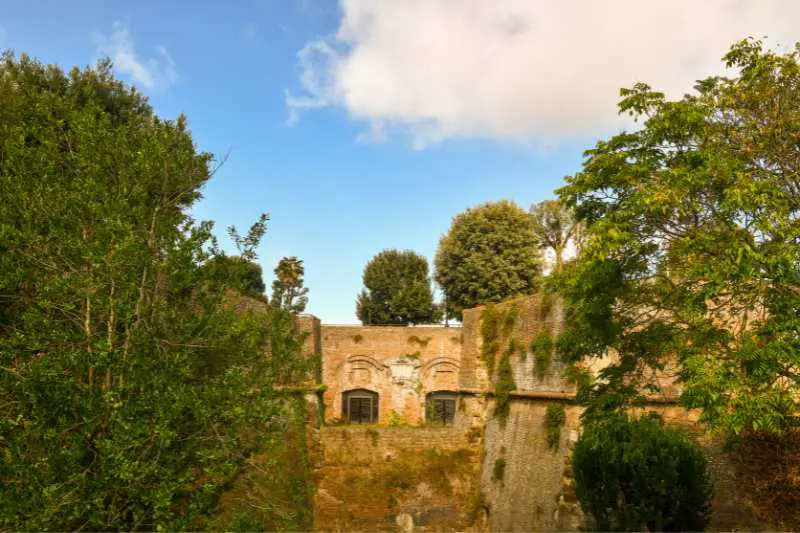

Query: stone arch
[344,354,388,387]
[420,357,460,390]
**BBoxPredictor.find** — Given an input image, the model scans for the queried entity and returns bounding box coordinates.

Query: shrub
[572,414,713,531]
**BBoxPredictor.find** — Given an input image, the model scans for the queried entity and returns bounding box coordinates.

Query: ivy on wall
[545,404,566,451]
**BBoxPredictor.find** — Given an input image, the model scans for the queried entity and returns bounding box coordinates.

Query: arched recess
[342,388,379,423]
[420,357,460,390]
[426,390,458,425]
[346,354,389,372]
[344,355,388,388]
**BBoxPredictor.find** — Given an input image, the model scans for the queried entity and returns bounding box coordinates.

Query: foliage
[202,255,266,300]
[492,458,506,483]
[572,414,713,532]
[494,343,517,423]
[271,256,309,313]
[480,303,517,377]
[557,39,800,435]
[196,396,315,532]
[0,53,308,530]
[407,335,431,348]
[351,333,363,343]
[356,249,441,325]
[435,201,542,319]
[544,404,566,450]
[531,331,554,380]
[530,199,584,273]
[387,410,409,427]
[728,429,800,529]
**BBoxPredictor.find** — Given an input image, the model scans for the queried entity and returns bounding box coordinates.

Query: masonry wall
[320,325,463,424]
[462,294,767,532]
[313,426,483,532]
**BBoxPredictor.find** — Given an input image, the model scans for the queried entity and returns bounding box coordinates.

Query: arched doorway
[426,391,457,425]
[342,388,379,423]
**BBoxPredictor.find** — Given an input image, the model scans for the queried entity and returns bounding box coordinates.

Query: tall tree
[0,53,307,529]
[203,255,267,300]
[356,249,441,325]
[558,39,800,436]
[530,199,584,273]
[435,200,542,319]
[271,256,309,313]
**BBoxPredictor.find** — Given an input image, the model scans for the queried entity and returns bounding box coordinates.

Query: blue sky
[2,0,795,322]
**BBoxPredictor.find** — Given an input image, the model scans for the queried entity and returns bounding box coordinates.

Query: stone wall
[478,398,584,531]
[461,295,767,532]
[313,426,482,532]
[460,294,572,393]
[320,325,463,424]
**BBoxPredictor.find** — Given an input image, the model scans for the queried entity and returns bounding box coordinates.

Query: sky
[2,0,798,323]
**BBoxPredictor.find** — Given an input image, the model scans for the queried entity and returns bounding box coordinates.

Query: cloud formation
[93,22,177,89]
[288,0,800,147]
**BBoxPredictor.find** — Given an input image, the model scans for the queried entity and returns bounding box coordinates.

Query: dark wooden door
[432,399,455,425]
[349,397,374,423]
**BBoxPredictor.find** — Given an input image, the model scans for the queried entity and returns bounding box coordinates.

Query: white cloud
[287,0,799,147]
[93,22,177,89]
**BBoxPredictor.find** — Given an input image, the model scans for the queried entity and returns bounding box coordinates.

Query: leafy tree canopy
[356,249,441,325]
[0,53,308,529]
[572,414,713,532]
[435,200,542,319]
[203,255,266,301]
[272,256,309,313]
[557,39,800,435]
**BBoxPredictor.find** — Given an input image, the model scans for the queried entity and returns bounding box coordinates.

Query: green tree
[203,255,266,300]
[0,53,308,530]
[572,414,713,532]
[435,201,542,319]
[271,256,309,313]
[356,249,441,325]
[557,39,800,435]
[530,199,583,273]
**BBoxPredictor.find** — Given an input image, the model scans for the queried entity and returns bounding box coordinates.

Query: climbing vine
[494,343,517,423]
[531,331,554,380]
[545,404,566,450]
[480,303,519,377]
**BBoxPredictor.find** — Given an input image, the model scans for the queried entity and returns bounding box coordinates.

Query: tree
[530,199,584,273]
[572,414,713,532]
[557,39,800,435]
[272,256,309,313]
[435,200,542,319]
[0,53,308,529]
[204,255,266,300]
[356,249,441,325]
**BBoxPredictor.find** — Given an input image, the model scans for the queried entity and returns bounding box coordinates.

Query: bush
[572,414,713,531]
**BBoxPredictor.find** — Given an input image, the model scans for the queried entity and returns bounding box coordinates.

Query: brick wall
[459,294,573,394]
[320,325,463,424]
[313,426,482,532]
[460,294,767,532]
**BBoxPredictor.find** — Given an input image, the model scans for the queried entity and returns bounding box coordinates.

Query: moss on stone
[407,335,431,348]
[492,458,506,483]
